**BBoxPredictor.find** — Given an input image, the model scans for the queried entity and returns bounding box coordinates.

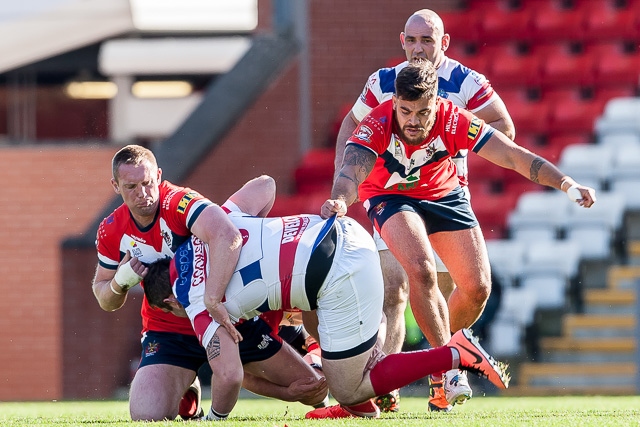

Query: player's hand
[114,250,146,291]
[320,199,347,219]
[206,300,243,343]
[286,376,328,406]
[566,184,596,208]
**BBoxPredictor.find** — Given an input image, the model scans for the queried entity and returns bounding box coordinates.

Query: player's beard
[401,124,428,146]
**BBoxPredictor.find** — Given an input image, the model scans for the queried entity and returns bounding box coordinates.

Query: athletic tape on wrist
[110,280,124,295]
[114,260,142,291]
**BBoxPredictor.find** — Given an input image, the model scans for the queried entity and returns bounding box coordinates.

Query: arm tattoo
[529,156,545,183]
[338,171,359,186]
[343,145,376,179]
[206,334,221,361]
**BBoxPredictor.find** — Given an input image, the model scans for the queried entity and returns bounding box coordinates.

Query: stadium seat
[581,1,638,42]
[484,43,541,87]
[471,191,518,239]
[595,97,640,135]
[476,3,533,43]
[507,191,571,241]
[519,273,569,309]
[485,239,527,288]
[610,178,640,210]
[567,191,626,233]
[293,148,335,194]
[547,96,605,136]
[598,131,640,149]
[498,89,551,134]
[591,48,640,89]
[535,43,595,89]
[565,225,613,260]
[610,143,640,183]
[558,143,614,190]
[528,0,585,43]
[438,9,481,43]
[521,240,582,279]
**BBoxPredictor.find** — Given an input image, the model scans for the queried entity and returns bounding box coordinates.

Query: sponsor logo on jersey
[191,239,206,287]
[161,230,171,247]
[468,117,482,140]
[131,235,146,244]
[438,88,449,99]
[281,216,310,244]
[177,191,197,214]
[445,110,460,135]
[354,125,373,143]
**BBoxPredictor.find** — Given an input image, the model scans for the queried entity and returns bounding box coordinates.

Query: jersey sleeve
[346,114,386,156]
[351,70,383,122]
[461,69,498,113]
[95,214,121,270]
[162,186,213,234]
[450,107,495,153]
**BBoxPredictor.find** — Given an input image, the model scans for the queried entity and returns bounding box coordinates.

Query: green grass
[1,396,640,426]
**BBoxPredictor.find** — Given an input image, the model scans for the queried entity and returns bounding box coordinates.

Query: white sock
[204,407,229,421]
[450,347,460,370]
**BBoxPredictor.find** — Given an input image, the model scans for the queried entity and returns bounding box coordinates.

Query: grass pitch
[1,396,639,427]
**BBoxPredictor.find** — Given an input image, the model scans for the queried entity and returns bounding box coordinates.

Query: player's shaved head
[405,9,445,37]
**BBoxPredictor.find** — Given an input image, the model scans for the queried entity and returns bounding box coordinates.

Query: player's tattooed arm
[331,145,376,205]
[529,156,545,184]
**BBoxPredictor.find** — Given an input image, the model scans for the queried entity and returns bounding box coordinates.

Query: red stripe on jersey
[278,216,310,310]
[193,309,212,346]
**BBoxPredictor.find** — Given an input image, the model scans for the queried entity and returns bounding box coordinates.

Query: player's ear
[111,178,120,194]
[400,32,406,48]
[441,33,450,51]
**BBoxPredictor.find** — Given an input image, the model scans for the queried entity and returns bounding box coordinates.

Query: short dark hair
[142,257,173,310]
[112,144,158,182]
[395,60,438,102]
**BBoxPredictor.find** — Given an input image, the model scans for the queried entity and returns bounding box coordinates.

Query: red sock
[344,399,379,417]
[369,346,453,396]
[178,389,198,418]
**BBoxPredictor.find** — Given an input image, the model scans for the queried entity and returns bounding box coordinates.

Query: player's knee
[213,367,244,392]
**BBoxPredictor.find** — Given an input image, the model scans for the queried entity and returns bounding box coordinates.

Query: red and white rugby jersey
[347,98,495,203]
[351,56,498,186]
[96,180,212,335]
[171,205,334,334]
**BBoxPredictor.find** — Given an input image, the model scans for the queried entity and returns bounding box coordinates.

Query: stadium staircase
[280,0,640,395]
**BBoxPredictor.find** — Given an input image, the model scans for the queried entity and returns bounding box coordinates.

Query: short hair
[142,257,173,310]
[395,60,438,102]
[112,144,158,182]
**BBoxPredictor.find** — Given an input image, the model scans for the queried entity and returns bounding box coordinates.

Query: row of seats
[449,41,640,91]
[443,0,640,44]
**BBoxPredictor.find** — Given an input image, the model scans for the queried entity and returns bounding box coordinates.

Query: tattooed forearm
[206,334,221,361]
[343,145,376,178]
[338,171,359,186]
[343,144,377,182]
[529,157,545,183]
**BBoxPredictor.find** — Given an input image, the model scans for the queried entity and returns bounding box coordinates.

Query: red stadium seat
[547,96,604,136]
[528,1,585,43]
[476,4,533,43]
[483,43,541,88]
[591,47,640,89]
[293,149,335,194]
[581,1,638,42]
[498,89,551,134]
[535,43,595,89]
[438,10,481,44]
